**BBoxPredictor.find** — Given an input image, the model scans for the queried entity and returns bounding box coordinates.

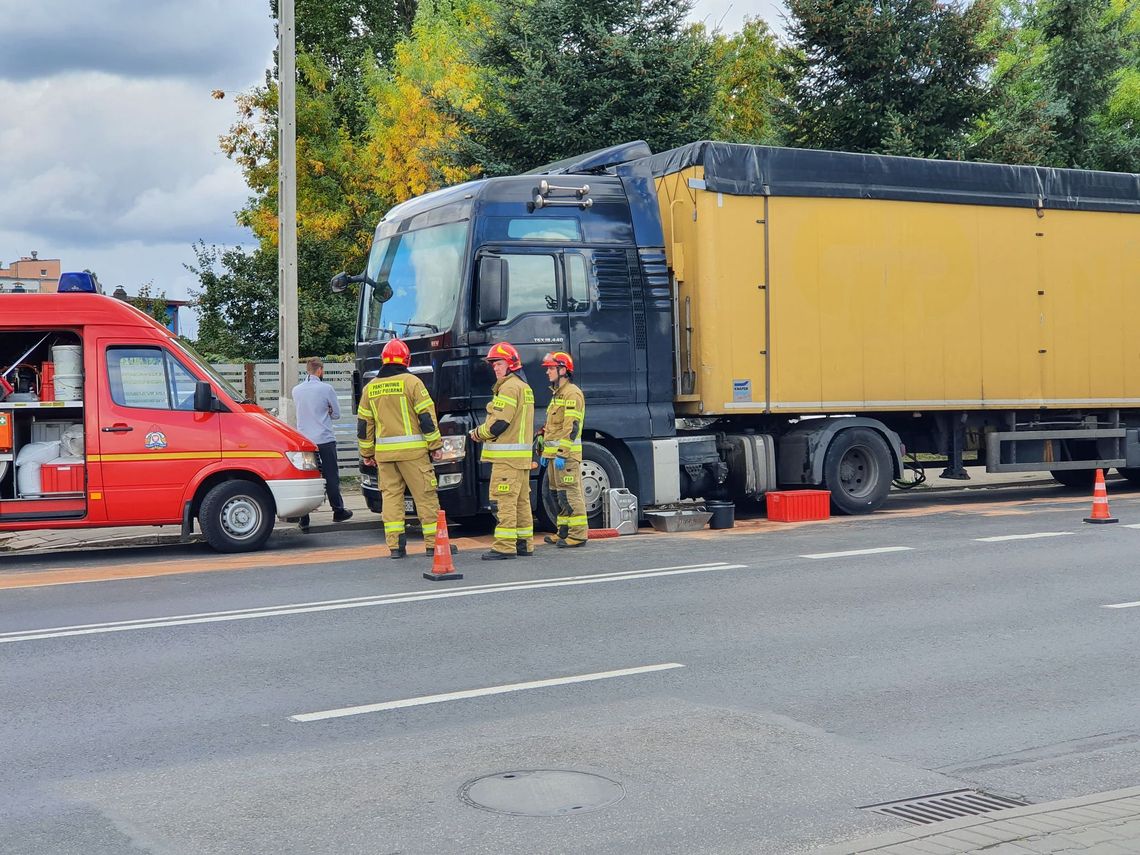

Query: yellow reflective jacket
[357,368,441,462]
[542,380,584,463]
[474,372,534,470]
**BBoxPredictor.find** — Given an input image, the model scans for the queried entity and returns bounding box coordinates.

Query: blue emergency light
[57,271,101,293]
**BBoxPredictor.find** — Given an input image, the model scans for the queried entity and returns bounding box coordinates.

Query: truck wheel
[822,428,892,515]
[199,480,274,553]
[1051,469,1098,489]
[1117,468,1140,487]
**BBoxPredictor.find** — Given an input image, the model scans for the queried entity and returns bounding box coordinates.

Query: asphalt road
[2,486,1139,854]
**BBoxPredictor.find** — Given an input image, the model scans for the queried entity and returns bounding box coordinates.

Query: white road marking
[1123,524,1140,529]
[0,562,746,645]
[290,663,686,722]
[1102,600,1140,609]
[975,532,1072,542]
[800,546,913,560]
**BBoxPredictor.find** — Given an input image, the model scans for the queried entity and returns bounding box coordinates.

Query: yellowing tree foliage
[365,0,489,202]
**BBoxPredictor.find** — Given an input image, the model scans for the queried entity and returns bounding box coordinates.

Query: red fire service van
[0,274,326,552]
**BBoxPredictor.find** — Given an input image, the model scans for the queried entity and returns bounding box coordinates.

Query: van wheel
[199,481,274,552]
[822,428,892,515]
[537,442,625,531]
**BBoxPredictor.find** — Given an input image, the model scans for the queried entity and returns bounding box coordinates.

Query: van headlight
[285,451,319,471]
[434,434,467,462]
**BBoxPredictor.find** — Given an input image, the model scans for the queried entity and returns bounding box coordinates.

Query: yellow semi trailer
[341,140,1140,521]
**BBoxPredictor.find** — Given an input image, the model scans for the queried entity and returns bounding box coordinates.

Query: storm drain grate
[859,789,1029,825]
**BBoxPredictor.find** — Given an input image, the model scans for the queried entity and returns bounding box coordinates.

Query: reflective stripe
[413,399,433,414]
[421,522,438,535]
[399,397,412,435]
[517,526,534,538]
[487,443,531,451]
[493,394,518,407]
[566,515,588,526]
[384,521,405,532]
[483,448,532,459]
[376,433,425,444]
[424,430,442,443]
[494,527,517,539]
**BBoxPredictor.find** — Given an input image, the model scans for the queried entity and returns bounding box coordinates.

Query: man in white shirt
[291,356,353,529]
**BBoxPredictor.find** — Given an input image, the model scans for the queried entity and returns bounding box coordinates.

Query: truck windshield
[361,219,469,340]
[170,338,251,404]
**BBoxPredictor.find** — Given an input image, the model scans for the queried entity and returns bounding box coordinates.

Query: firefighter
[357,338,454,559]
[468,342,535,560]
[539,351,588,547]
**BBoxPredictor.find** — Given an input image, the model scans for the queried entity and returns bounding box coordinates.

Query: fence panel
[210,360,359,477]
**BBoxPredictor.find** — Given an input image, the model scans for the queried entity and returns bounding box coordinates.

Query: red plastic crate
[766,489,831,522]
[41,462,85,494]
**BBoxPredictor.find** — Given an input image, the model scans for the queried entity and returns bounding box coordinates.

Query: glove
[539,457,548,469]
[554,456,566,471]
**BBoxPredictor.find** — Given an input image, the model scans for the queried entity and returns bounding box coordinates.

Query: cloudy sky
[0,0,784,336]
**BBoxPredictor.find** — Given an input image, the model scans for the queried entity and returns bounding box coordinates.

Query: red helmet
[381,338,411,366]
[541,351,574,373]
[485,342,522,372]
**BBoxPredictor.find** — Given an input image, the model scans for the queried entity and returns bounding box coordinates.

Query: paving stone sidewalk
[816,787,1140,855]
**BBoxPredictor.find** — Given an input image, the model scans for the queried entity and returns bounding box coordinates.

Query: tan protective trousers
[552,459,589,541]
[489,463,533,554]
[378,456,440,550]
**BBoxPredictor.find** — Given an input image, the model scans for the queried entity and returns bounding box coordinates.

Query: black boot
[481,550,517,561]
[557,536,588,549]
[389,534,407,559]
[544,525,568,546]
[516,540,534,557]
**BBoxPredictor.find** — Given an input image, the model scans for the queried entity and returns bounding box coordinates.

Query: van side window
[566,253,590,312]
[500,254,558,322]
[107,347,200,411]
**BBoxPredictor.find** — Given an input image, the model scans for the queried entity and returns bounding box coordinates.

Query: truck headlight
[285,451,319,471]
[361,471,378,489]
[434,434,467,462]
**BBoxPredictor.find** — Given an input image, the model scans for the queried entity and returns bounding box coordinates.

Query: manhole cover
[860,789,1028,825]
[459,770,625,817]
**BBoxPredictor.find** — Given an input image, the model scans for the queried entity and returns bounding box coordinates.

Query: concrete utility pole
[276,0,299,425]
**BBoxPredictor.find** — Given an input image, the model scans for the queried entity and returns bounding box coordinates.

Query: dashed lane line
[975,532,1073,542]
[289,663,686,722]
[800,546,914,560]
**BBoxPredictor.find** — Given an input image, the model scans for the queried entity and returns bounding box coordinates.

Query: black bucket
[707,500,735,530]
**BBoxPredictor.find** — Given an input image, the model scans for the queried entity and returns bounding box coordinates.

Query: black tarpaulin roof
[615,141,1140,214]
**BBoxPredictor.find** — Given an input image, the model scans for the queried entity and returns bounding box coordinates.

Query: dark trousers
[316,440,344,511]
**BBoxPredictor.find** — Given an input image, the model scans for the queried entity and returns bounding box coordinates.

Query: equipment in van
[0,334,51,403]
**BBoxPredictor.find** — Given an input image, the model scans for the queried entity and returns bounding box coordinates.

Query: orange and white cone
[423,509,463,580]
[1084,468,1118,524]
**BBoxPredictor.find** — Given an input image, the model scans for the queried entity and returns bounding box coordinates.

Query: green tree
[780,0,999,157]
[187,242,278,360]
[460,0,719,174]
[707,17,787,144]
[966,0,1139,169]
[132,281,171,328]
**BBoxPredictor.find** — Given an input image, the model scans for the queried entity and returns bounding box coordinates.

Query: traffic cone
[1084,469,1118,524]
[423,509,463,581]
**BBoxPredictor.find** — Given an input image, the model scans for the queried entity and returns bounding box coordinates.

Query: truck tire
[538,442,625,530]
[821,428,893,515]
[199,480,274,553]
[1117,468,1140,487]
[1051,468,1098,489]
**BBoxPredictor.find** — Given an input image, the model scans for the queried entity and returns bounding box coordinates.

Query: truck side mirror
[329,272,350,293]
[193,381,215,412]
[477,256,508,327]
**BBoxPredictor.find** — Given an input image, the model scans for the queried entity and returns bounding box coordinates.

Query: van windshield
[361,219,468,341]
